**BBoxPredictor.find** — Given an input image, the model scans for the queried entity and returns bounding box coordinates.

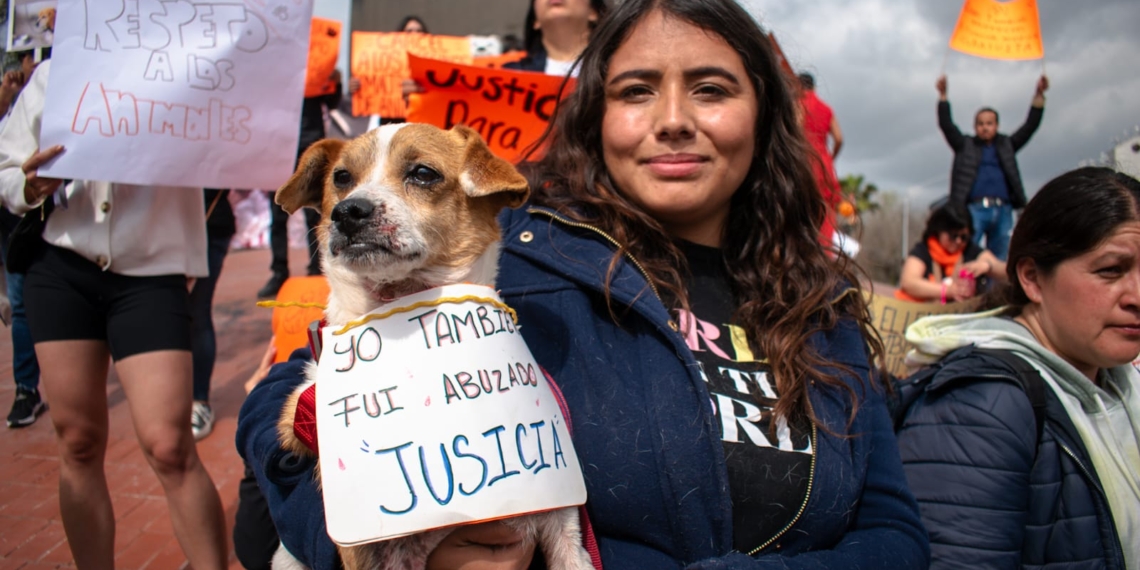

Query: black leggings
[23,244,191,360]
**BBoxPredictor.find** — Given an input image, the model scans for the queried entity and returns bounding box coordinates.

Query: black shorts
[24,244,192,361]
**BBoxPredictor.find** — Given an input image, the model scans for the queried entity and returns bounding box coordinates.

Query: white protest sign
[315,284,587,546]
[38,0,312,190]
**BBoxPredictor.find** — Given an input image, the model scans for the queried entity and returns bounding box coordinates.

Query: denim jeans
[0,225,41,392]
[968,202,1014,261]
[190,232,231,403]
[4,267,40,392]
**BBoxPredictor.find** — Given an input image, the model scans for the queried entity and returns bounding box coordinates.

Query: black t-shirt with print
[675,240,812,553]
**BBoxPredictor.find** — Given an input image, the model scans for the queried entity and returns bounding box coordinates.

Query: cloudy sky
[737,0,1140,206]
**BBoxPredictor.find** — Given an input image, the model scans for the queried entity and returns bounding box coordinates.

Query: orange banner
[949,0,1044,60]
[305,18,342,98]
[406,55,574,164]
[351,32,473,118]
[271,276,330,364]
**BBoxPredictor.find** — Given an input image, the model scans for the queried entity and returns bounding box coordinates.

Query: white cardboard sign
[38,0,312,190]
[315,284,587,546]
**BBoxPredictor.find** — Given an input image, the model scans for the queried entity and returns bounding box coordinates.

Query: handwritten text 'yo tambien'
[410,306,516,350]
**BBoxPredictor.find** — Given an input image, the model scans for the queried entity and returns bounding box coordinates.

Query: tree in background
[833,175,925,288]
[839,174,881,215]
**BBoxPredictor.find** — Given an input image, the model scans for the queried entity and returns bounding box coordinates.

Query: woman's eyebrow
[607,68,661,85]
[683,66,741,85]
[607,66,742,86]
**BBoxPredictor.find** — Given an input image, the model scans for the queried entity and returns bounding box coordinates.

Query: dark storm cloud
[741,0,1140,206]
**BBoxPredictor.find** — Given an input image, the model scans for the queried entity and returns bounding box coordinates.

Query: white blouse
[0,61,208,277]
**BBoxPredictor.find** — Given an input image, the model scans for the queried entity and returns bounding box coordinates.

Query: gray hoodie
[905,310,1140,569]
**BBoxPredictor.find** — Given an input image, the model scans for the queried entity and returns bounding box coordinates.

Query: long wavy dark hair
[522,0,885,429]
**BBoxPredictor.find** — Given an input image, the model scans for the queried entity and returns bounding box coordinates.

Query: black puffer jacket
[938,101,1043,209]
[896,346,1125,569]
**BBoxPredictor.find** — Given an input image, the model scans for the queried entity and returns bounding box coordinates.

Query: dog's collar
[293,383,319,454]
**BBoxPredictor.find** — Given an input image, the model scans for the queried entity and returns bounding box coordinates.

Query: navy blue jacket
[896,348,1126,569]
[236,205,929,569]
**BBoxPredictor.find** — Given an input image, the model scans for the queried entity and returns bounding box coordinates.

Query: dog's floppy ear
[276,139,345,215]
[453,125,530,209]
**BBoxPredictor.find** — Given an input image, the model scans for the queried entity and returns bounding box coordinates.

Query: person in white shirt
[503,0,608,77]
[0,60,227,569]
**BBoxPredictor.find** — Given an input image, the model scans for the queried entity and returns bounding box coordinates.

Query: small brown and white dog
[271,123,595,570]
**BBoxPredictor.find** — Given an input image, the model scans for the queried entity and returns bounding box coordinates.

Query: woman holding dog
[240,0,928,567]
[897,167,1140,569]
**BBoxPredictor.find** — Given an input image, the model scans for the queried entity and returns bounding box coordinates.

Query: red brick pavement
[0,248,311,569]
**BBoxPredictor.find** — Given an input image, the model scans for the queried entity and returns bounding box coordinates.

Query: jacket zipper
[1057,440,1105,496]
[527,207,663,303]
[747,421,817,556]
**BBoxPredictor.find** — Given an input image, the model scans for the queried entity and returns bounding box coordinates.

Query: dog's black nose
[331,198,374,235]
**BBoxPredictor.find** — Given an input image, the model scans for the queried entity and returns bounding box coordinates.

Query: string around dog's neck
[257,292,519,336]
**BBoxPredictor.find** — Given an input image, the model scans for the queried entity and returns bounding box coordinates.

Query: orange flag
[351,32,473,118]
[949,0,1044,60]
[405,55,574,164]
[304,18,342,97]
[271,276,330,364]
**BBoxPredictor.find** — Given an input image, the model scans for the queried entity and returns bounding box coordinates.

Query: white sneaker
[191,401,215,441]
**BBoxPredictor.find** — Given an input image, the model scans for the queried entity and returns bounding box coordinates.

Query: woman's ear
[1016,258,1044,304]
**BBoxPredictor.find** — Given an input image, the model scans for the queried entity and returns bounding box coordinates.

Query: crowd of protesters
[0,1,1136,569]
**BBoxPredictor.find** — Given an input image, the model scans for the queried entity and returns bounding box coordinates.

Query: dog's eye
[406,164,442,187]
[332,169,352,188]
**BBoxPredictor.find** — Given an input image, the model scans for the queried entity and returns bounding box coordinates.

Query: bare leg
[36,340,114,569]
[116,350,227,570]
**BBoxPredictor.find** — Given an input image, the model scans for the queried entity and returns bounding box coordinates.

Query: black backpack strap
[889,345,975,431]
[888,369,929,431]
[973,348,1048,444]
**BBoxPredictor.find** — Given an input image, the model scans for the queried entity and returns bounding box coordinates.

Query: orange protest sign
[271,276,330,364]
[305,18,342,98]
[351,32,473,118]
[473,51,528,69]
[949,0,1044,60]
[406,55,574,164]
